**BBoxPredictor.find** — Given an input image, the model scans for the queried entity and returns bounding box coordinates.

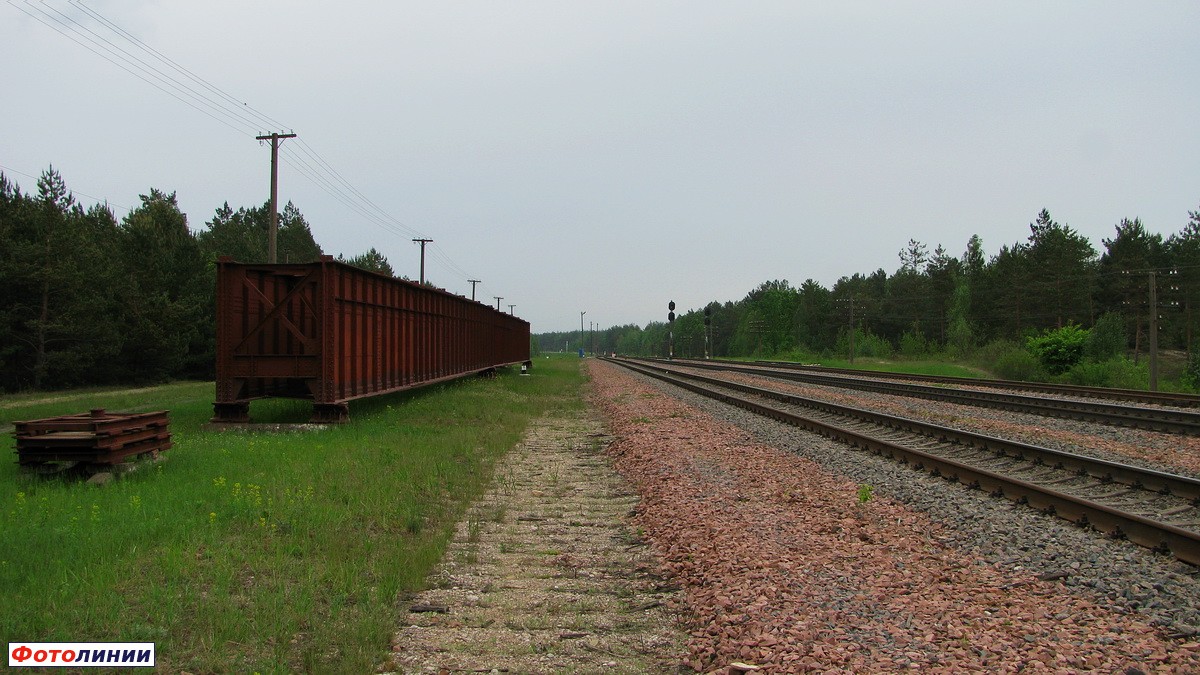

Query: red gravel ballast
[587,360,1200,673]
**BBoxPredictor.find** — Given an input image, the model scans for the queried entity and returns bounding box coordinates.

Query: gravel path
[385,407,687,674]
[590,359,1200,673]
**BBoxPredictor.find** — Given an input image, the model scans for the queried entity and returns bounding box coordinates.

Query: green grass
[0,355,583,673]
[813,357,989,379]
[0,381,214,429]
[736,353,989,379]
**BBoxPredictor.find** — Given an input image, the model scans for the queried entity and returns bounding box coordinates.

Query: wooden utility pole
[495,296,503,311]
[748,319,766,355]
[468,279,481,301]
[837,295,857,363]
[412,238,433,284]
[256,132,296,263]
[1150,271,1159,391]
[1128,268,1180,392]
[508,304,516,315]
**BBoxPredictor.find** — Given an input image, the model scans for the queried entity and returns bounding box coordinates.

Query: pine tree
[1026,209,1097,329]
[340,247,395,276]
[117,189,208,381]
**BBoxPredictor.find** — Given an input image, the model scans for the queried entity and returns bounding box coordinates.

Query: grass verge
[727,353,989,379]
[811,357,989,379]
[0,354,582,673]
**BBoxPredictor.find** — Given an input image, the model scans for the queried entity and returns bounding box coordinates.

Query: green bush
[993,347,1046,381]
[1026,324,1089,375]
[772,346,819,363]
[1061,360,1109,387]
[1085,312,1126,361]
[946,316,975,359]
[898,325,929,358]
[1104,359,1148,389]
[862,333,895,358]
[837,327,893,359]
[972,339,1020,367]
[1061,358,1148,389]
[1180,351,1200,392]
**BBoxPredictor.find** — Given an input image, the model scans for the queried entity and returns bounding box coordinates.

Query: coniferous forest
[537,205,1200,390]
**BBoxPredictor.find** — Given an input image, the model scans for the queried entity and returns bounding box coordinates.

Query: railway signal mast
[704,306,711,359]
[668,300,676,360]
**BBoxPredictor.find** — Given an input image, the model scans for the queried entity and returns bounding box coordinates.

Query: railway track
[749,358,1200,408]
[635,357,1200,436]
[605,357,1200,566]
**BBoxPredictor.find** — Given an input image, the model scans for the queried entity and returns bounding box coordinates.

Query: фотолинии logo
[8,643,155,668]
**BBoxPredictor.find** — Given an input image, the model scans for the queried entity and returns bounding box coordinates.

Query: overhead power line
[65,0,288,132]
[10,0,261,135]
[428,242,472,279]
[281,142,429,240]
[8,0,478,284]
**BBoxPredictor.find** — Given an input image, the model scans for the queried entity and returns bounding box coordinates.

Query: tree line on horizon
[6,165,1200,392]
[536,205,1200,386]
[0,167,397,392]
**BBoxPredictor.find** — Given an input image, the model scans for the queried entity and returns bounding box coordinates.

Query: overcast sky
[4,1,1198,333]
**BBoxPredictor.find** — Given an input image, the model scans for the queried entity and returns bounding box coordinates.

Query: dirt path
[383,406,688,674]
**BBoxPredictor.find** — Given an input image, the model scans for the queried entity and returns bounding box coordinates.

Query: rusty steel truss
[212,257,530,423]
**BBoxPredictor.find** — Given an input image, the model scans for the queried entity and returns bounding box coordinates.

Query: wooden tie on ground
[384,408,686,674]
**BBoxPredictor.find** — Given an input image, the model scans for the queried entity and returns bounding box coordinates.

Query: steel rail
[748,359,1200,409]
[605,357,1200,566]
[635,358,1200,436]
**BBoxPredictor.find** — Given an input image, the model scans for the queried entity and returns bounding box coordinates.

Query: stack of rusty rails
[13,409,172,469]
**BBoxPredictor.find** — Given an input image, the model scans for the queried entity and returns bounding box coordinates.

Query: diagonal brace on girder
[233,270,320,353]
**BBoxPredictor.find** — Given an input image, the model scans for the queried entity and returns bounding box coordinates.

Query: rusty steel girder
[212,256,530,423]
